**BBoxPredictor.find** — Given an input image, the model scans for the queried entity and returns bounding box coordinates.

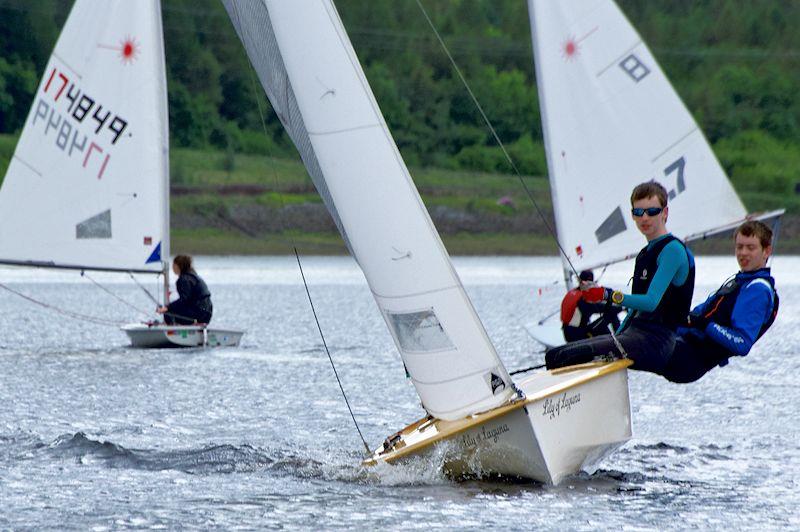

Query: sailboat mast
[155,0,171,305]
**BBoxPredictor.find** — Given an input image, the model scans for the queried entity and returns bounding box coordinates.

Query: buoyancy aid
[631,234,695,330]
[697,268,778,342]
[560,289,583,326]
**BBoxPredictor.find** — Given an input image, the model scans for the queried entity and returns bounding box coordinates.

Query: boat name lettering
[459,423,510,448]
[541,392,581,420]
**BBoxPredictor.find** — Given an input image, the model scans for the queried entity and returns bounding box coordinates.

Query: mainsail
[222,0,516,420]
[0,0,169,274]
[528,0,748,278]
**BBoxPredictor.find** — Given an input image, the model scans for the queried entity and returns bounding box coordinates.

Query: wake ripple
[41,432,275,474]
[3,431,369,481]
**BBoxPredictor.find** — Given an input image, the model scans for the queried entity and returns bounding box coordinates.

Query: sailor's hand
[156,306,168,314]
[582,286,611,303]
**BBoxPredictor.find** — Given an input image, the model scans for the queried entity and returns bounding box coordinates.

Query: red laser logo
[119,37,139,64]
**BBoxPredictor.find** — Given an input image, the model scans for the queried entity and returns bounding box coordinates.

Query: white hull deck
[366,359,632,485]
[120,323,244,348]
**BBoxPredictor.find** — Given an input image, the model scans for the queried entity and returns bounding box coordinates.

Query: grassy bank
[172,228,561,256]
[1,133,795,255]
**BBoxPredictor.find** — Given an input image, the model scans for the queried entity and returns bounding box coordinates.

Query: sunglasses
[631,207,663,217]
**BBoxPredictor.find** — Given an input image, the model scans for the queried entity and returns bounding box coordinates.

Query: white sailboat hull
[120,323,244,348]
[368,360,632,485]
[524,322,566,349]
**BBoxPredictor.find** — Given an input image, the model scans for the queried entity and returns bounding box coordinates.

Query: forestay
[222,0,516,420]
[528,0,747,277]
[0,0,169,274]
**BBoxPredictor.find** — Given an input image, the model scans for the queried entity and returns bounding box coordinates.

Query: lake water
[1,255,798,529]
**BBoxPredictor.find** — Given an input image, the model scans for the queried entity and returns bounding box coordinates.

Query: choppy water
[1,256,798,529]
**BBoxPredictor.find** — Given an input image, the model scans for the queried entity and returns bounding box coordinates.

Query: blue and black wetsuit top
[680,267,777,360]
[628,234,695,330]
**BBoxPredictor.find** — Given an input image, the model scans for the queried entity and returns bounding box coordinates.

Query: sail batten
[223,0,515,420]
[0,0,169,274]
[370,284,463,300]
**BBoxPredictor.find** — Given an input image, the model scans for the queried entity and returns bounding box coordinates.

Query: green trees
[0,57,36,132]
[0,0,798,184]
[0,0,63,132]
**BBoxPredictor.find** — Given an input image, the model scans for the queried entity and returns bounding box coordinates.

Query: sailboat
[221,0,632,484]
[525,0,784,348]
[0,0,244,348]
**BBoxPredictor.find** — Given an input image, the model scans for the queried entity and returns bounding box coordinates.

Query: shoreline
[172,230,800,256]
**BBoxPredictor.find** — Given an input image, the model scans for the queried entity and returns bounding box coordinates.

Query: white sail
[222,0,516,420]
[0,0,169,273]
[528,0,747,276]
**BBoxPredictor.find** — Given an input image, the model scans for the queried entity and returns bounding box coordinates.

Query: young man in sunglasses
[545,181,695,375]
[661,220,778,383]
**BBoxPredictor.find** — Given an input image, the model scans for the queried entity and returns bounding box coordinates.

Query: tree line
[1,0,798,196]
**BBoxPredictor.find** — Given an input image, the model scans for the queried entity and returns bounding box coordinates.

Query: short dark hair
[735,220,773,248]
[579,270,594,282]
[630,181,668,207]
[173,254,193,274]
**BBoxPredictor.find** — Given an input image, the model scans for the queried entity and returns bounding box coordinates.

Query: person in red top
[560,270,621,342]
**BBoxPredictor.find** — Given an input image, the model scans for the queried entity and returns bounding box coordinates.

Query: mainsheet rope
[1,273,200,328]
[128,272,161,307]
[0,282,124,327]
[82,271,152,317]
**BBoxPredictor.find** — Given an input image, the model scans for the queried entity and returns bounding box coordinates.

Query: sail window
[386,309,454,353]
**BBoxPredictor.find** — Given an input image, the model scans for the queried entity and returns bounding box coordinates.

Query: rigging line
[294,247,371,455]
[0,282,123,326]
[595,264,609,284]
[509,362,546,376]
[230,3,369,455]
[414,0,580,281]
[81,271,151,317]
[537,306,560,326]
[128,272,160,306]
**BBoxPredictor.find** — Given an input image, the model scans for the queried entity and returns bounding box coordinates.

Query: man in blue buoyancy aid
[561,270,621,342]
[546,181,695,375]
[156,255,213,325]
[662,221,778,383]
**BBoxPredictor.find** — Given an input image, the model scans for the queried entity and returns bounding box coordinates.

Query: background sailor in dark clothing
[546,182,695,375]
[156,255,213,325]
[561,270,621,342]
[662,221,778,383]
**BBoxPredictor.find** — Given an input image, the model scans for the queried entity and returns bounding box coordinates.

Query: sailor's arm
[618,240,687,312]
[704,282,773,356]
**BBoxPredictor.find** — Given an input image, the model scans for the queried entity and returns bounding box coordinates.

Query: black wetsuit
[165,271,213,325]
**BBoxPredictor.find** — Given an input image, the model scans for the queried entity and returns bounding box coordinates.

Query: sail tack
[0,0,169,273]
[222,0,516,420]
[528,0,747,273]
